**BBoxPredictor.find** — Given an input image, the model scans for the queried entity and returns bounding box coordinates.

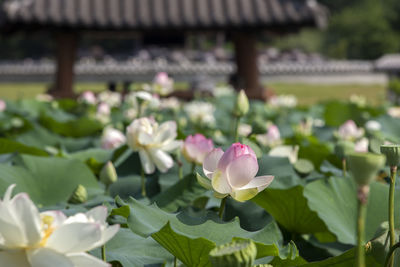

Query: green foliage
[325,1,399,59]
[304,177,400,245]
[0,155,100,206]
[388,78,400,95]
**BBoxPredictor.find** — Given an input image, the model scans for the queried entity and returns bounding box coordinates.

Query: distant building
[0,0,327,99]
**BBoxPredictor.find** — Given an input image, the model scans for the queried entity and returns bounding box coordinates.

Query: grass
[269,83,386,106]
[0,82,387,105]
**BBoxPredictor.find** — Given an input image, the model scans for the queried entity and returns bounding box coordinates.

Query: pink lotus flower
[101,127,126,149]
[154,72,172,88]
[354,138,369,153]
[97,103,111,116]
[337,120,364,141]
[79,91,97,105]
[0,99,6,112]
[256,124,281,147]
[153,72,174,95]
[182,134,214,165]
[200,143,274,202]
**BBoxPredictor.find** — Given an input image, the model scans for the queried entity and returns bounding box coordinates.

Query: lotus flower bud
[347,152,386,186]
[209,239,257,267]
[68,184,88,204]
[100,161,118,186]
[182,134,214,165]
[235,90,249,117]
[380,144,400,167]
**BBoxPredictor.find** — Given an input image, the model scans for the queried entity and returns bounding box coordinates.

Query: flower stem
[233,115,240,143]
[385,241,400,267]
[141,167,146,197]
[342,158,347,177]
[219,197,227,219]
[191,163,196,175]
[177,157,183,180]
[101,244,106,262]
[389,166,398,267]
[174,256,178,267]
[356,185,369,267]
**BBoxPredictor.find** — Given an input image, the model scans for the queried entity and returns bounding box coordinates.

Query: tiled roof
[1,0,327,31]
[375,54,400,72]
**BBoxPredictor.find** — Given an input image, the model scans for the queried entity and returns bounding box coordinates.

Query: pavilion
[0,0,327,99]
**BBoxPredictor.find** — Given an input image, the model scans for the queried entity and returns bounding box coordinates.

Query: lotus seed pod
[236,90,249,117]
[334,140,355,159]
[380,144,400,167]
[68,184,88,204]
[100,161,118,186]
[347,152,386,186]
[294,158,315,177]
[209,239,257,267]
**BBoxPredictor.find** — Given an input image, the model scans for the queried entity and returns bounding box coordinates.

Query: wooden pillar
[53,32,77,98]
[233,32,264,100]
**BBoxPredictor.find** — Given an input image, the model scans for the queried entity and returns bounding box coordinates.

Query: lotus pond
[0,78,400,267]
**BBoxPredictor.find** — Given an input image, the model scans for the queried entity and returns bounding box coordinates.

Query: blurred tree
[324,0,399,59]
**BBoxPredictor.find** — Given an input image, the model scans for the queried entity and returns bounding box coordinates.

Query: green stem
[356,185,369,267]
[101,244,106,262]
[191,163,196,174]
[233,115,240,143]
[137,102,143,118]
[389,166,398,267]
[174,256,178,267]
[141,167,146,197]
[385,241,400,267]
[219,197,227,219]
[178,160,183,180]
[342,158,347,177]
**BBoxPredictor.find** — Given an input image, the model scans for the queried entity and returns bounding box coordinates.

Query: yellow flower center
[38,215,55,247]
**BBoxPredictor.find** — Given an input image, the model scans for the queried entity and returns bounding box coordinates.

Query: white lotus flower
[126,117,182,174]
[0,184,119,267]
[36,94,53,102]
[97,91,121,108]
[125,91,160,113]
[101,127,126,149]
[388,107,400,118]
[350,94,367,107]
[184,101,215,126]
[365,120,381,132]
[159,97,180,111]
[268,145,299,164]
[268,95,297,108]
